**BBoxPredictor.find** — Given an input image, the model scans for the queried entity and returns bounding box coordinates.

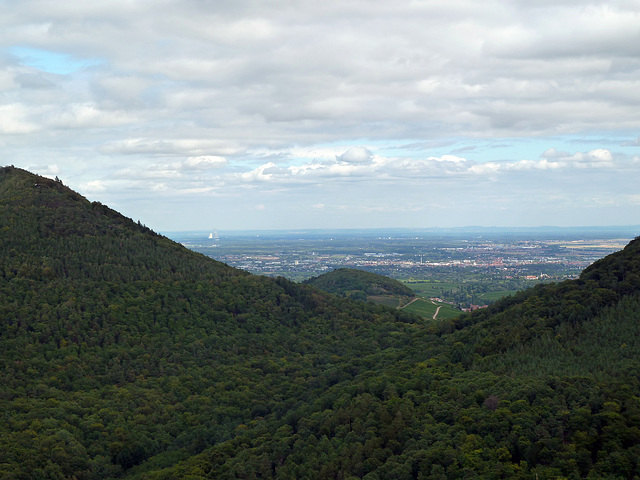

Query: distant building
[462,304,488,312]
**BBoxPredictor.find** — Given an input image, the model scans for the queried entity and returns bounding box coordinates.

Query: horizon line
[161,225,640,234]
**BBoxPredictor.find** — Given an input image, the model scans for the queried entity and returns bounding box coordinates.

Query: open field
[401,298,461,320]
[546,239,630,250]
[405,278,550,309]
[369,294,462,320]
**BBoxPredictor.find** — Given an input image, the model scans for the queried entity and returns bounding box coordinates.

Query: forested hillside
[2,166,640,479]
[0,167,419,479]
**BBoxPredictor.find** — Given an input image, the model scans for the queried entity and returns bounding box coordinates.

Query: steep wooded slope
[0,167,419,479]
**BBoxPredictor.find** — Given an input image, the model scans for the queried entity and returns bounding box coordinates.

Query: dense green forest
[2,166,640,479]
[304,268,415,303]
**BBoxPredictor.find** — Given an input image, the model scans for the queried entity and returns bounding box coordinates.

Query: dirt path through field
[399,297,442,320]
[398,297,420,309]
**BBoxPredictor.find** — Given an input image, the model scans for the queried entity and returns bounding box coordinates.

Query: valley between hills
[2,166,640,479]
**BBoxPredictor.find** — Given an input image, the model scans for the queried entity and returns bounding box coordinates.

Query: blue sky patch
[8,46,103,74]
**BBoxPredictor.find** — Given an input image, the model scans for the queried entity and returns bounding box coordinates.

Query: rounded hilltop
[304,267,414,303]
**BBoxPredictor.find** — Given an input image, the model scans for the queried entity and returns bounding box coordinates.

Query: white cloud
[79,180,106,193]
[101,138,239,157]
[541,148,615,168]
[184,156,227,170]
[433,155,466,163]
[337,147,373,164]
[240,162,287,182]
[115,165,182,181]
[0,104,39,133]
[509,159,561,171]
[46,103,135,129]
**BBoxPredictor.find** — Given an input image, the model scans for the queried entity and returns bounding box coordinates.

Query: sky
[1,0,640,232]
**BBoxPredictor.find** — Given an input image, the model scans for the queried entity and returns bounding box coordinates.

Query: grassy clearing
[402,298,461,320]
[402,298,438,318]
[405,279,522,309]
[433,303,463,320]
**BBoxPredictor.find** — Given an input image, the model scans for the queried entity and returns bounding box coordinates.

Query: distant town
[168,227,637,310]
[172,229,631,280]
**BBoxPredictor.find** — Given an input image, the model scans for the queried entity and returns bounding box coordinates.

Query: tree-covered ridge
[0,166,240,282]
[2,166,640,479]
[304,268,415,302]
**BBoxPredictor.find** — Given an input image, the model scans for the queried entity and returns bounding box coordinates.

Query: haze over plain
[1,0,639,230]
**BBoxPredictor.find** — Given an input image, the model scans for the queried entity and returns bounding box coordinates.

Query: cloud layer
[1,0,639,230]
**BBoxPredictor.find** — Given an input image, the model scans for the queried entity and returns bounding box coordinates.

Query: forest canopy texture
[1,166,640,479]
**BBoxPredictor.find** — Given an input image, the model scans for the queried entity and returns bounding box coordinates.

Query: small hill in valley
[304,267,415,304]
